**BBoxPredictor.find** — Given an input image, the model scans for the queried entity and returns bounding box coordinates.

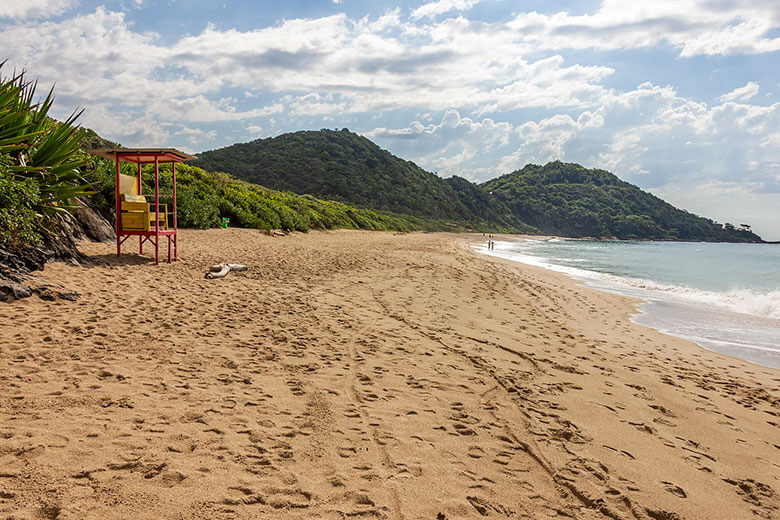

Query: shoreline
[471,233,780,370]
[478,232,771,244]
[0,229,777,519]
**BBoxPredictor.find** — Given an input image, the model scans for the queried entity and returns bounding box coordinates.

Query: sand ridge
[0,229,777,519]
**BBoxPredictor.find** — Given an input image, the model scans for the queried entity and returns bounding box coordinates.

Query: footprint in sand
[626,421,656,435]
[343,405,361,419]
[649,404,676,417]
[661,481,687,498]
[285,378,306,396]
[467,445,485,459]
[452,422,476,436]
[337,445,357,458]
[493,450,513,465]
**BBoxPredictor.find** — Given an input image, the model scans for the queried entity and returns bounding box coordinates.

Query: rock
[0,245,50,276]
[1,196,112,304]
[72,198,115,242]
[14,284,32,299]
[59,291,80,301]
[36,287,56,301]
[0,280,32,302]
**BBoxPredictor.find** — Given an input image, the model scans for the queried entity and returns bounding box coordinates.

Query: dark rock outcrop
[72,198,115,243]
[0,197,114,303]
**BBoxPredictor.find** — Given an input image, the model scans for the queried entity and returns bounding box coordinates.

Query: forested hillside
[194,130,762,243]
[482,162,761,241]
[194,129,528,232]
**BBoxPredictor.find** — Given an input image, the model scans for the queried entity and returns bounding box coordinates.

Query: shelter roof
[88,148,196,163]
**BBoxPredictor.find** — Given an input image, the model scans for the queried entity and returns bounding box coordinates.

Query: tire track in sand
[371,289,642,520]
[344,326,405,520]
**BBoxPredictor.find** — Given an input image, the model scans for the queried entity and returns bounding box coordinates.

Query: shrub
[0,171,42,247]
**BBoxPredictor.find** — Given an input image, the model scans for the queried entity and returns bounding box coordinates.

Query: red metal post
[115,154,121,257]
[154,156,160,265]
[172,162,178,261]
[138,161,143,255]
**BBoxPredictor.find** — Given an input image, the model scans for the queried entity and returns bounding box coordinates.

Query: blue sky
[2,0,779,239]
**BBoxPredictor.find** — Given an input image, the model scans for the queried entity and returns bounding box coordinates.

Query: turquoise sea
[476,238,780,369]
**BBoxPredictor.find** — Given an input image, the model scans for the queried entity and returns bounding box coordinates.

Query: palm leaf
[0,62,92,242]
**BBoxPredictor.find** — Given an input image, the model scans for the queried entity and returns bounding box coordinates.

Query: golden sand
[0,229,777,519]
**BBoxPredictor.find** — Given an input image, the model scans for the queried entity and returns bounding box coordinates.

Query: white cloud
[367,108,514,176]
[150,96,284,123]
[505,0,780,57]
[372,81,780,195]
[0,6,616,123]
[4,3,777,135]
[174,126,217,142]
[411,0,480,21]
[79,105,169,147]
[0,0,78,19]
[720,81,760,102]
[283,93,346,116]
[509,83,780,193]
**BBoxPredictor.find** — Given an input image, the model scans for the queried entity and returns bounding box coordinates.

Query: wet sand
[0,229,777,519]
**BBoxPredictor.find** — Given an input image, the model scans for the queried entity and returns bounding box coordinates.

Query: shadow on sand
[85,253,159,268]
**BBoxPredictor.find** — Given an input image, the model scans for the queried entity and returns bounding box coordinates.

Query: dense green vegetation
[195,128,529,232]
[482,161,762,242]
[87,159,459,234]
[0,64,92,248]
[0,170,41,247]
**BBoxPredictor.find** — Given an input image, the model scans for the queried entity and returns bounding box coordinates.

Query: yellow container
[121,210,147,231]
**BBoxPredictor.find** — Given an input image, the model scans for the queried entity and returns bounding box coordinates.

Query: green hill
[194,130,761,242]
[194,128,527,232]
[482,161,761,242]
[73,126,462,234]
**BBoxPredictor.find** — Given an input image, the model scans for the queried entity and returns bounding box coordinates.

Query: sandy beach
[0,229,777,520]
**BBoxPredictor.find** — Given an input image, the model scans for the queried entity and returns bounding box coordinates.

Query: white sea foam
[680,335,779,353]
[586,272,780,321]
[478,242,780,321]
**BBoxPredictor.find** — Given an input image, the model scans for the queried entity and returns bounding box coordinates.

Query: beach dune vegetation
[85,159,454,234]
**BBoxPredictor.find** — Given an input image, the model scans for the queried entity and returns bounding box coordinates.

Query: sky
[2,0,779,239]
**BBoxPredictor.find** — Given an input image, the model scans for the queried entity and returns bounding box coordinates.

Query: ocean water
[475,238,780,369]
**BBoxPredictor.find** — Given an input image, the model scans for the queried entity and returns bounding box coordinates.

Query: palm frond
[0,62,92,245]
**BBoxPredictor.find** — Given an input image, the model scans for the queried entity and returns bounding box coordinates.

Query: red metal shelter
[89,148,195,265]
